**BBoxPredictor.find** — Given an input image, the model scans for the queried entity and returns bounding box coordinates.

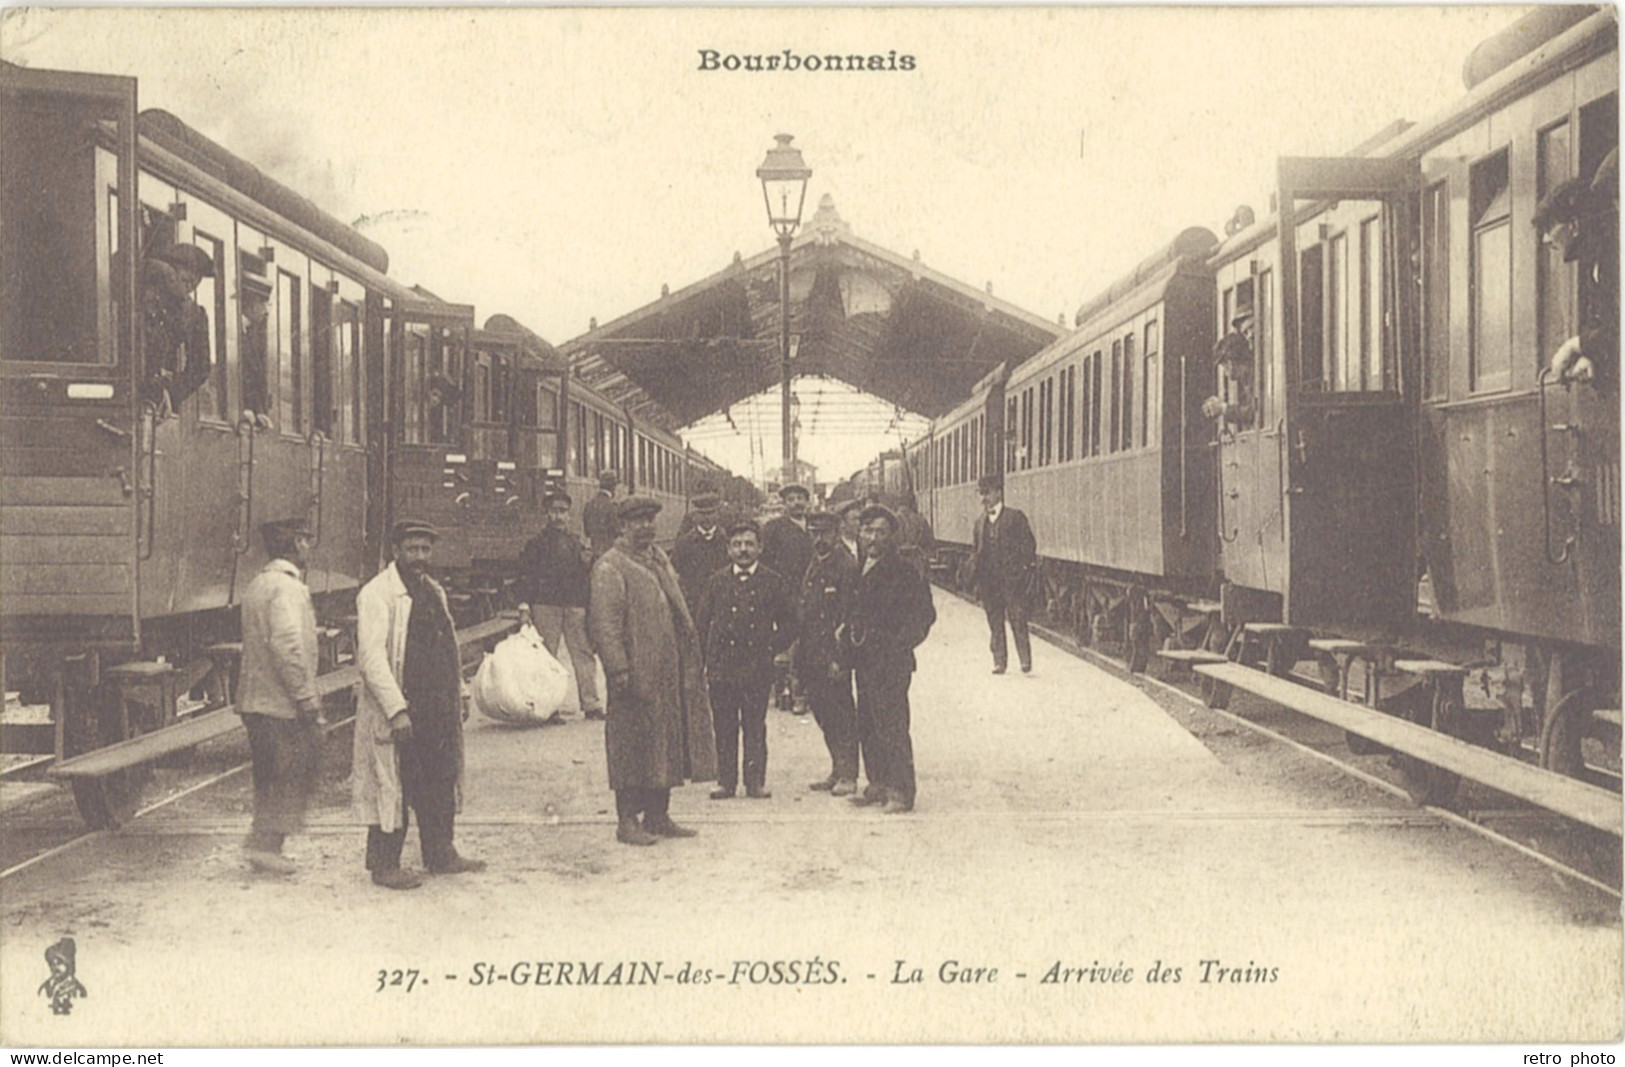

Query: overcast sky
[2,5,1526,480]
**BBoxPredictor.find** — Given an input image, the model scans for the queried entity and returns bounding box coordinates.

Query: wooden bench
[1193,661,1620,836]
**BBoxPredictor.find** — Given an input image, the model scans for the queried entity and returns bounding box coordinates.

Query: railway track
[1005,599,1622,901]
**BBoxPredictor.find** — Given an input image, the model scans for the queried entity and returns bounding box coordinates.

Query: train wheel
[1538,689,1588,778]
[1396,686,1461,806]
[71,769,149,829]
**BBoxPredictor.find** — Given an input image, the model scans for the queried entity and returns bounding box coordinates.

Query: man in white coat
[353,519,486,889]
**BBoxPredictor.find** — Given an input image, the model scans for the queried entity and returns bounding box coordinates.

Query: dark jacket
[582,491,620,558]
[760,515,813,589]
[796,544,858,677]
[696,564,798,684]
[969,505,1037,600]
[670,524,730,613]
[519,525,592,608]
[843,550,935,674]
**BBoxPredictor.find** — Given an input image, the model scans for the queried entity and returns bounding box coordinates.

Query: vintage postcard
[0,4,1619,1052]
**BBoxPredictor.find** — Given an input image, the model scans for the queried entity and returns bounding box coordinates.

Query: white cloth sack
[475,624,570,725]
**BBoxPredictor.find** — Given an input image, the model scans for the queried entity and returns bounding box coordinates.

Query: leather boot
[616,816,659,846]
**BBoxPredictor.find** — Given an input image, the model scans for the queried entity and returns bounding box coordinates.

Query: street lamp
[757,133,811,482]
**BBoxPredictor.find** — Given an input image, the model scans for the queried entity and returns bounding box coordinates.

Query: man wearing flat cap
[671,491,731,615]
[695,518,798,799]
[518,489,602,720]
[589,497,716,844]
[799,511,860,795]
[141,242,215,417]
[836,498,864,563]
[1535,147,1618,389]
[761,484,814,712]
[582,470,622,560]
[842,503,935,813]
[236,517,321,874]
[968,475,1037,675]
[353,519,484,889]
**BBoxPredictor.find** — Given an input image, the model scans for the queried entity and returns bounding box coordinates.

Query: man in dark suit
[582,470,621,559]
[797,511,860,795]
[517,490,602,720]
[968,474,1037,675]
[670,491,730,614]
[844,504,935,814]
[760,484,814,712]
[696,520,798,799]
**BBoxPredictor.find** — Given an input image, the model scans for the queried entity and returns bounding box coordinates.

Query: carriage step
[1157,649,1229,664]
[1192,662,1621,836]
[1179,599,1223,616]
[1594,709,1622,729]
[1243,623,1298,635]
[1308,638,1372,655]
[1393,659,1468,677]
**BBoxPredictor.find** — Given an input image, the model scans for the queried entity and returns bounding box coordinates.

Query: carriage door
[383,300,474,567]
[1277,157,1421,630]
[0,66,141,636]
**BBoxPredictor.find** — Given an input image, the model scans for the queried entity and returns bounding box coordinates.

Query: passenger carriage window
[275,269,302,433]
[1109,341,1122,453]
[1021,387,1034,470]
[1142,322,1158,445]
[1359,218,1381,390]
[1299,245,1325,389]
[1088,352,1102,457]
[1006,396,1018,472]
[310,282,333,437]
[337,300,361,445]
[1538,121,1575,371]
[1122,332,1135,450]
[1470,150,1513,394]
[1420,185,1450,400]
[1327,233,1350,391]
[1255,279,1273,425]
[240,275,272,423]
[192,232,228,421]
[402,324,427,445]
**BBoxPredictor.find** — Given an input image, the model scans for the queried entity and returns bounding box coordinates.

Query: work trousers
[616,787,671,821]
[806,667,859,782]
[854,663,916,808]
[984,591,1032,670]
[533,603,601,713]
[366,730,460,871]
[708,675,771,791]
[242,713,321,850]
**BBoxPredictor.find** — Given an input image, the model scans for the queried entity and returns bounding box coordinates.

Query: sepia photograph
[0,3,1619,1051]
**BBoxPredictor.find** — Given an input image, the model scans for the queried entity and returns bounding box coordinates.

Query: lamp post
[757,133,811,482]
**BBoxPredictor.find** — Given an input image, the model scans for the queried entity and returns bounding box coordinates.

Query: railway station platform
[1,588,1619,1046]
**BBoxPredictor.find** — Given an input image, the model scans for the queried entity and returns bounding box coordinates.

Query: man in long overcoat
[798,510,860,795]
[589,497,717,845]
[353,519,485,889]
[695,519,797,799]
[844,504,935,814]
[968,474,1038,674]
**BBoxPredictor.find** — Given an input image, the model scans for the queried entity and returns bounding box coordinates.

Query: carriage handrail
[136,404,159,561]
[1537,367,1576,565]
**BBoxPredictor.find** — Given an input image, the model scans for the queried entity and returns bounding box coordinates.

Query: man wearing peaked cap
[695,511,797,799]
[353,515,483,889]
[799,510,860,795]
[761,485,814,713]
[589,488,716,845]
[583,470,622,560]
[141,242,215,416]
[617,496,662,522]
[518,487,601,721]
[237,517,321,875]
[843,494,935,814]
[672,492,730,611]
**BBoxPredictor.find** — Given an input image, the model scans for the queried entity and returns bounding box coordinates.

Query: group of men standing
[233,465,977,885]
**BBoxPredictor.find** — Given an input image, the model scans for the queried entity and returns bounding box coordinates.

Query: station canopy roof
[558,196,1065,432]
